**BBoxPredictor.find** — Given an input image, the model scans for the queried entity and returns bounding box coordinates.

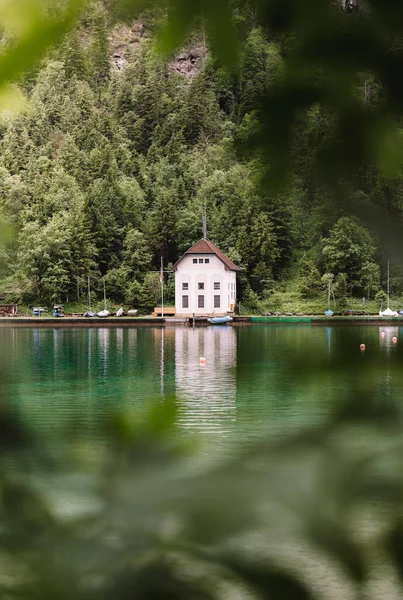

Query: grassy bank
[240,291,402,316]
[15,295,403,318]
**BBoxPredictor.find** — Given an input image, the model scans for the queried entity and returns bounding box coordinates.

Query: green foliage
[322,217,378,294]
[17,214,74,301]
[241,284,261,313]
[298,257,322,299]
[375,289,387,305]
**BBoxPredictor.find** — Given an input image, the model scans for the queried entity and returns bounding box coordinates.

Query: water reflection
[116,327,124,372]
[325,327,333,354]
[379,325,399,352]
[6,324,403,448]
[175,326,237,436]
[98,328,110,382]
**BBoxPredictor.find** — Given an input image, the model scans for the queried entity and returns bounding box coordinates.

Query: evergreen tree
[88,5,110,91]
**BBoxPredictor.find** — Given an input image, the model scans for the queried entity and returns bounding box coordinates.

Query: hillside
[0,1,401,312]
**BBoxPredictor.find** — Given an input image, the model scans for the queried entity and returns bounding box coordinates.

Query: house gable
[173,239,239,272]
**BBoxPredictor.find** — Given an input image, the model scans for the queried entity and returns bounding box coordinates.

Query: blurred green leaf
[0,0,84,88]
[387,520,403,584]
[220,558,316,600]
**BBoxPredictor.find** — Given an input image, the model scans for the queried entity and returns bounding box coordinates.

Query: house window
[182,295,189,308]
[198,295,204,308]
[199,258,203,263]
[214,282,220,290]
[193,258,197,264]
[182,282,188,290]
[198,282,204,290]
[205,258,209,264]
[214,295,220,308]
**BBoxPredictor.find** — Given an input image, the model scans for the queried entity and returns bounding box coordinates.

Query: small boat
[207,315,233,324]
[324,309,334,317]
[379,307,398,317]
[128,309,138,317]
[116,307,125,317]
[83,311,97,318]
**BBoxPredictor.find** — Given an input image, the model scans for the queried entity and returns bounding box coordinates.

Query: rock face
[332,0,359,11]
[168,44,205,79]
[342,0,358,12]
[109,21,144,71]
[109,21,204,78]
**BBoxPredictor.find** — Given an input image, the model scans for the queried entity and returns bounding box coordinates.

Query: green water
[2,323,403,447]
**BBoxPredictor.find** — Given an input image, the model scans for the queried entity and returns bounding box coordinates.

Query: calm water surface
[2,323,403,448]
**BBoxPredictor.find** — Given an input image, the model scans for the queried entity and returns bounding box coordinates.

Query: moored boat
[379,307,399,317]
[207,315,233,324]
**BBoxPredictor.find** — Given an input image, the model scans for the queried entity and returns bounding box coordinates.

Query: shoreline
[0,315,401,327]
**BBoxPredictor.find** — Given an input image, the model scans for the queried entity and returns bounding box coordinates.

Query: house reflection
[175,326,237,436]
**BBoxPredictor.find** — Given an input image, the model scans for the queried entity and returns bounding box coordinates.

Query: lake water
[2,323,403,449]
[2,323,403,598]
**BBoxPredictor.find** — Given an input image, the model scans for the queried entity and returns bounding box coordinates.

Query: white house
[173,239,239,317]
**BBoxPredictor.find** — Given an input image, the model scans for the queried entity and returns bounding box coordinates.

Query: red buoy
[381,331,386,338]
[393,337,397,344]
[360,343,366,351]
[199,356,206,363]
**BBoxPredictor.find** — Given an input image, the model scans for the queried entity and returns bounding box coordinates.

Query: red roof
[173,239,239,271]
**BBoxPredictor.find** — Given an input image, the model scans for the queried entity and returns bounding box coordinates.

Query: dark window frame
[182,282,189,290]
[214,282,220,290]
[182,295,189,308]
[198,282,204,290]
[214,295,220,308]
[198,295,205,309]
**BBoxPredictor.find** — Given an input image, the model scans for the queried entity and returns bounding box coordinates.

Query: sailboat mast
[88,276,91,310]
[160,256,164,319]
[328,280,331,309]
[103,278,106,310]
[387,259,390,309]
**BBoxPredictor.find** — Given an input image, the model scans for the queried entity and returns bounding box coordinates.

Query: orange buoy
[199,356,206,363]
[393,337,397,343]
[360,343,366,351]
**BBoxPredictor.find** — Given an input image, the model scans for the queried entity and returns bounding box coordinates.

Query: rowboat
[207,315,233,324]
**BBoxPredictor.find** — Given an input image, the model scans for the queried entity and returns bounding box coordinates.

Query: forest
[0,0,402,312]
